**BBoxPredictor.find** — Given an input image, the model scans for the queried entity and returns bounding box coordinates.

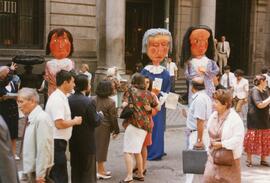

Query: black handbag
[182,148,208,174]
[120,89,134,119]
[120,105,134,119]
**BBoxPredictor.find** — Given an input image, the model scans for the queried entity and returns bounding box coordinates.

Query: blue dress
[141,65,171,160]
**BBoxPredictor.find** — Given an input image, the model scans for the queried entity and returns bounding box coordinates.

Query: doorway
[125,0,166,74]
[215,0,251,74]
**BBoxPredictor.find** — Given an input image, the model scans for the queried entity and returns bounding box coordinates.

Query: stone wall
[0,0,98,75]
[47,0,98,72]
[249,0,268,74]
[265,1,270,66]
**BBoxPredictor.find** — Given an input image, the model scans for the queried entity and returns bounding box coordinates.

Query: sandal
[143,169,147,175]
[133,176,144,181]
[132,168,138,173]
[260,161,270,167]
[246,160,252,167]
[119,179,133,183]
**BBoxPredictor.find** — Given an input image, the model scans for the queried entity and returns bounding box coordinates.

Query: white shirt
[232,77,249,99]
[207,109,245,159]
[23,105,54,177]
[186,90,212,130]
[46,58,74,75]
[166,62,178,76]
[45,89,72,141]
[220,72,236,88]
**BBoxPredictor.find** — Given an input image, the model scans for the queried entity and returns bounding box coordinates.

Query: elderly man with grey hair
[140,28,172,161]
[17,88,54,183]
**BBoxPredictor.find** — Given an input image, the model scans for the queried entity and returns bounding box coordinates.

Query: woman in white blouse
[203,89,244,183]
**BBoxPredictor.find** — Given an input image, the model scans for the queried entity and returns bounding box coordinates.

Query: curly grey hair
[142,28,172,53]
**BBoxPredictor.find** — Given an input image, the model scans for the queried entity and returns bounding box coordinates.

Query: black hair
[95,80,113,98]
[234,69,244,77]
[131,73,146,90]
[191,79,205,91]
[56,70,74,87]
[261,67,268,74]
[223,65,231,71]
[253,74,266,86]
[135,62,144,73]
[180,25,215,67]
[145,76,153,91]
[46,28,74,56]
[74,74,89,92]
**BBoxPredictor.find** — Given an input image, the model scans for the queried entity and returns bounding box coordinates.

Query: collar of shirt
[55,88,68,98]
[28,105,43,124]
[190,55,208,62]
[191,90,206,101]
[144,65,166,74]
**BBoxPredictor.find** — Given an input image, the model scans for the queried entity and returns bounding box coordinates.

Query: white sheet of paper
[152,78,163,91]
[165,92,179,109]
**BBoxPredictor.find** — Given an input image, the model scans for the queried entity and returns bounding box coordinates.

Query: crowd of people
[0,25,270,183]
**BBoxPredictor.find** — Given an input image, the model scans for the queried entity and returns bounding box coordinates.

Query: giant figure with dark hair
[45,28,75,96]
[180,25,219,105]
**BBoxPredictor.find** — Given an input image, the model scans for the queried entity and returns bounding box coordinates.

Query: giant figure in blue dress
[141,29,172,160]
[180,25,219,105]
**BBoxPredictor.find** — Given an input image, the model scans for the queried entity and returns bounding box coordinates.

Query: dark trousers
[170,76,175,92]
[50,139,68,183]
[27,169,54,183]
[70,153,96,183]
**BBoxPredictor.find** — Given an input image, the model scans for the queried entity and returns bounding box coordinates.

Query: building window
[0,0,44,49]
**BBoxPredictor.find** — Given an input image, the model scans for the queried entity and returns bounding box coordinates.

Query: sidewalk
[16,104,269,183]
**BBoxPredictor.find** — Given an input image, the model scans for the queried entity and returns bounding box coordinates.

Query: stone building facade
[0,0,270,79]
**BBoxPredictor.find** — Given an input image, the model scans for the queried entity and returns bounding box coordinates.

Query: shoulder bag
[120,89,134,119]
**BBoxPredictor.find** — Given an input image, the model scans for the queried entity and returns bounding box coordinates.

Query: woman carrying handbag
[203,89,244,183]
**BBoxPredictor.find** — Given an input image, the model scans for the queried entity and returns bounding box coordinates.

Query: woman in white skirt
[120,73,158,183]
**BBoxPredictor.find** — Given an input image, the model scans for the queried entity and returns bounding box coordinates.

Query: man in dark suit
[0,115,19,183]
[68,74,102,183]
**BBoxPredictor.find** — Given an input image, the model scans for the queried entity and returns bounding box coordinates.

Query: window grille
[0,0,44,48]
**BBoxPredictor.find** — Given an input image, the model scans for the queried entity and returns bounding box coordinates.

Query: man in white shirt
[220,65,236,89]
[166,56,178,92]
[185,77,211,183]
[17,88,54,183]
[232,69,249,117]
[217,36,230,72]
[45,70,82,183]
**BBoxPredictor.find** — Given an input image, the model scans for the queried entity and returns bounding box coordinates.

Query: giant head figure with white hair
[142,28,172,66]
[140,28,172,160]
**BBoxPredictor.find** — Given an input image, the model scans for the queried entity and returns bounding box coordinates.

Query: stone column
[200,0,216,34]
[105,0,126,74]
[95,0,126,83]
[95,0,106,74]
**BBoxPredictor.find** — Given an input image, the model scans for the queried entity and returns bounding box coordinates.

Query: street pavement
[16,105,270,183]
